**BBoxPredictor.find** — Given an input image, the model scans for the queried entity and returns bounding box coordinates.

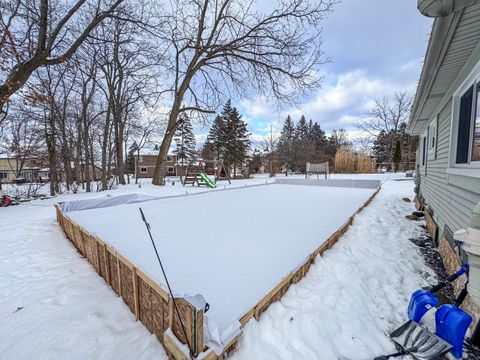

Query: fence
[55,184,381,359]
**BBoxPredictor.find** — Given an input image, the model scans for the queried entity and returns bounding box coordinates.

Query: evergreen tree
[373,130,391,163]
[308,121,328,161]
[276,115,296,174]
[127,141,138,175]
[294,115,311,171]
[224,106,250,176]
[248,148,262,174]
[201,139,215,160]
[393,139,401,172]
[173,113,196,165]
[204,100,250,175]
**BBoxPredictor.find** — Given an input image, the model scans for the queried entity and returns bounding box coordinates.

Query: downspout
[455,201,480,306]
[418,0,478,17]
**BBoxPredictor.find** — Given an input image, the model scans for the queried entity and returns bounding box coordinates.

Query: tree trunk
[153,129,177,185]
[101,103,112,191]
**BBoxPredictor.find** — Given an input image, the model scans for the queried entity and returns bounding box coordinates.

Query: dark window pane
[473,85,480,162]
[457,86,474,164]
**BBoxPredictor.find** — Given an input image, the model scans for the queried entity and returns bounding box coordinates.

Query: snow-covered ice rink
[66,183,376,349]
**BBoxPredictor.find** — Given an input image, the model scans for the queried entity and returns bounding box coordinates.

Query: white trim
[446,167,480,178]
[448,56,480,173]
[140,167,148,174]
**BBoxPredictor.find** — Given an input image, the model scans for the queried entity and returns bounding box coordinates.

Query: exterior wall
[418,97,480,236]
[135,155,177,179]
[0,158,43,183]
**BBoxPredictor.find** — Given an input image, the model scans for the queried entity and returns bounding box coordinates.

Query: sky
[203,0,433,148]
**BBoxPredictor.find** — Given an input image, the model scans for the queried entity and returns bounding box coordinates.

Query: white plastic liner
[275,178,381,189]
[60,193,160,212]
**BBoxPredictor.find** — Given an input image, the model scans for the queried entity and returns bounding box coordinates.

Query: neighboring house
[134,153,178,178]
[0,156,44,183]
[409,0,480,316]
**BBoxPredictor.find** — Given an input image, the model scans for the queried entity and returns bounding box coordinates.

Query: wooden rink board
[55,185,381,360]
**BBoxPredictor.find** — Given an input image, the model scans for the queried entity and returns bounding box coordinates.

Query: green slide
[197,172,216,188]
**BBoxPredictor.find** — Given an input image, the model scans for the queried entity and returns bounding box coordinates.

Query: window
[0,172,7,179]
[428,117,437,159]
[456,86,474,164]
[140,167,148,173]
[167,167,174,173]
[420,129,428,167]
[473,85,480,162]
[166,155,173,162]
[447,62,480,170]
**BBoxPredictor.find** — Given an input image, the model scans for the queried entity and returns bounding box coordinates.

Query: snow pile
[230,179,435,360]
[65,183,377,353]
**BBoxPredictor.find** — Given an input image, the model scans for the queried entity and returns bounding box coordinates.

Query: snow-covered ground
[0,173,434,360]
[230,178,435,360]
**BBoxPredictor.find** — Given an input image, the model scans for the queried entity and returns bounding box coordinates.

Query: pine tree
[294,115,310,172]
[248,148,262,174]
[373,130,391,163]
[127,141,138,175]
[393,139,401,172]
[173,113,196,165]
[276,115,296,174]
[223,106,250,176]
[308,121,328,162]
[201,139,215,160]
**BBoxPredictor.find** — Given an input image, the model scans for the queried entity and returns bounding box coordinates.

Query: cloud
[239,67,417,140]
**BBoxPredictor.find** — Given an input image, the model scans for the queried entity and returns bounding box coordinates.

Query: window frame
[420,128,428,175]
[140,167,148,174]
[449,59,480,173]
[428,116,438,159]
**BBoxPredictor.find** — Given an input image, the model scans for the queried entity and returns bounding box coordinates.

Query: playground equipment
[305,162,329,179]
[215,160,231,184]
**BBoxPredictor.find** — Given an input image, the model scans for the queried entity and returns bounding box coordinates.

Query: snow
[0,203,167,360]
[0,172,435,360]
[65,183,377,352]
[229,179,436,360]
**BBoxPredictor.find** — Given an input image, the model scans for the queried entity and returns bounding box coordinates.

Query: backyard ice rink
[65,183,377,351]
[0,174,437,359]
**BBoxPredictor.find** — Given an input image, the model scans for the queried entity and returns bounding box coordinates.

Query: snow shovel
[374,265,470,360]
[408,264,468,323]
[435,283,472,358]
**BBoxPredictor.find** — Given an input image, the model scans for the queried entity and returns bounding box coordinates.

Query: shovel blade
[435,304,472,359]
[390,320,452,359]
[408,289,439,323]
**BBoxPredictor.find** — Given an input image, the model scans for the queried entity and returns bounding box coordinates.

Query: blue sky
[214,0,433,147]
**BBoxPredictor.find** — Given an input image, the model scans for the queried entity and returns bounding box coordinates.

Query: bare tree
[356,92,413,137]
[357,92,414,163]
[0,0,125,114]
[151,0,335,185]
[263,125,279,177]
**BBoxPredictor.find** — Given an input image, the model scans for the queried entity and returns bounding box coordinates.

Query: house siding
[414,4,480,239]
[419,97,480,236]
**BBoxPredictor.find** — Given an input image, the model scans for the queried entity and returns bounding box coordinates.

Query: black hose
[139,208,195,358]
